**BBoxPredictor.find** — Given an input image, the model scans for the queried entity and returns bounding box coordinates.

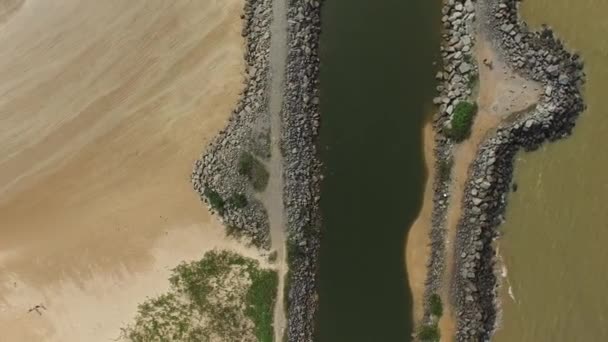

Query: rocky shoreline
[282,1,323,340]
[192,0,273,249]
[191,0,323,340]
[426,0,585,341]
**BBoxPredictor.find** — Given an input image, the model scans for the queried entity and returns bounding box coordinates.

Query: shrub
[203,186,225,214]
[429,293,443,317]
[238,152,269,191]
[267,251,278,263]
[418,324,441,342]
[229,193,248,209]
[238,152,255,176]
[449,101,477,142]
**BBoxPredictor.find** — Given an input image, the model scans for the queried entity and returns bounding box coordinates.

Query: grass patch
[238,152,270,191]
[203,185,225,214]
[228,192,248,209]
[122,250,277,342]
[448,101,477,142]
[429,293,443,317]
[418,324,441,342]
[246,268,278,342]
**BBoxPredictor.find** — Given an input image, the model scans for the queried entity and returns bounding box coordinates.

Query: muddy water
[494,0,608,341]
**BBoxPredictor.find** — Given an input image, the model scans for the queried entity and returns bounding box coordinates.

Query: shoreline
[413,0,585,340]
[405,121,435,325]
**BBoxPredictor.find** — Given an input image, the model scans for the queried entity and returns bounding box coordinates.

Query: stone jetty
[191,0,323,340]
[282,1,323,340]
[426,0,585,341]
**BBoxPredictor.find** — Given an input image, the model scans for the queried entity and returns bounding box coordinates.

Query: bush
[418,324,440,342]
[449,101,477,142]
[429,293,443,317]
[228,193,248,209]
[238,152,269,191]
[203,186,225,214]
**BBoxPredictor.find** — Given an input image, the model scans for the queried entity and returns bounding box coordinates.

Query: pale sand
[0,0,266,341]
[407,35,542,341]
[405,121,435,323]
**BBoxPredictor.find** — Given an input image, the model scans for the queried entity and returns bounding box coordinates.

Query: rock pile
[424,0,479,324]
[282,0,323,340]
[449,0,585,341]
[191,0,274,249]
[424,0,585,340]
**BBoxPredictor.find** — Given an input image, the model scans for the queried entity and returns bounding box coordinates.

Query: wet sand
[0,0,262,341]
[405,121,434,323]
[407,35,541,341]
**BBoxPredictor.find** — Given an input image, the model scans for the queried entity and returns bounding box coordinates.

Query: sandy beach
[405,121,434,323]
[0,0,265,341]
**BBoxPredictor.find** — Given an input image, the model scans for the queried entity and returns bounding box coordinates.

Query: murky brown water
[494,0,608,341]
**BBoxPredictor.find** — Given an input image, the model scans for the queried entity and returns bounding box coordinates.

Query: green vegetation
[429,293,443,317]
[438,157,453,183]
[122,250,277,342]
[267,251,278,263]
[204,186,225,214]
[448,101,477,142]
[467,71,479,89]
[238,152,270,191]
[246,268,278,342]
[418,324,441,342]
[228,192,248,209]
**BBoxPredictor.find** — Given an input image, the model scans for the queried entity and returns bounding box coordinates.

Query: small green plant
[438,157,453,183]
[228,193,248,208]
[226,225,242,238]
[267,251,278,263]
[467,71,479,88]
[449,101,477,142]
[429,293,443,317]
[238,152,269,191]
[203,186,225,213]
[418,324,441,342]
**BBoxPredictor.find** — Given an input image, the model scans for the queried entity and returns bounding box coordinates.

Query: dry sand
[406,35,542,341]
[0,0,265,341]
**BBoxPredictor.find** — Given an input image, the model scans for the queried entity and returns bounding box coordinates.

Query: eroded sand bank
[0,0,260,341]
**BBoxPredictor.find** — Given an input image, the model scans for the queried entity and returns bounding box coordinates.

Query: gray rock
[459,62,472,73]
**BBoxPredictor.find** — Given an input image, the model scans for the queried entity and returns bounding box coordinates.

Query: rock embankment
[191,0,323,339]
[430,0,586,341]
[192,0,273,249]
[282,0,323,340]
[424,0,478,324]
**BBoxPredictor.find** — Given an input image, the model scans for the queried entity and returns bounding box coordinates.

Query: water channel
[317,0,440,340]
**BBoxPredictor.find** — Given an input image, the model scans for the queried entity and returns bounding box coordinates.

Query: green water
[317,0,441,340]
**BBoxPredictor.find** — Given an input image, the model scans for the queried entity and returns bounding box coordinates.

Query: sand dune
[0,0,256,341]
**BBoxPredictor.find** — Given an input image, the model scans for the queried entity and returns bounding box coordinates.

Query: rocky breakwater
[281,0,322,340]
[424,0,478,323]
[451,0,585,341]
[192,0,273,249]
